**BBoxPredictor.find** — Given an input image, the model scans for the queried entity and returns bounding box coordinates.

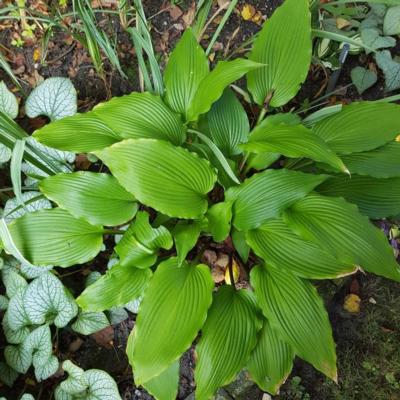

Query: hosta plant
[1,0,400,398]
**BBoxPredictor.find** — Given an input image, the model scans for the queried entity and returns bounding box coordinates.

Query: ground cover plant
[0,0,400,399]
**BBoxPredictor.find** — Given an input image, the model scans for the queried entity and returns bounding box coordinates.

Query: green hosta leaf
[336,141,400,178]
[232,228,250,263]
[226,169,327,231]
[77,263,151,312]
[164,28,209,118]
[206,201,233,242]
[187,59,262,121]
[247,0,311,107]
[312,102,400,155]
[246,219,356,279]
[115,211,173,268]
[200,88,249,157]
[384,6,400,35]
[8,208,104,267]
[350,67,378,95]
[247,319,294,395]
[24,272,78,327]
[241,122,347,173]
[72,311,109,335]
[0,361,19,387]
[142,360,179,400]
[195,286,261,399]
[25,324,59,381]
[39,172,137,226]
[4,344,32,374]
[245,152,280,172]
[4,191,52,223]
[251,264,337,380]
[375,50,400,92]
[34,92,186,152]
[96,139,217,219]
[172,220,202,265]
[7,290,30,331]
[284,194,400,281]
[127,258,214,384]
[26,78,77,121]
[317,175,400,219]
[0,81,18,119]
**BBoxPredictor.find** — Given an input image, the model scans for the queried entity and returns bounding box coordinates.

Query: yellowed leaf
[336,17,351,30]
[224,258,240,285]
[395,134,400,142]
[343,293,361,314]
[241,4,256,21]
[33,48,41,62]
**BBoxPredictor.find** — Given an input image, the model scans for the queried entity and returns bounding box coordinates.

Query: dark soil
[0,1,399,399]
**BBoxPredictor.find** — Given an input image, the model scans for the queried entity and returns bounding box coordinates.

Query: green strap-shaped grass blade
[7,208,103,267]
[127,258,214,384]
[284,193,400,282]
[250,264,337,381]
[95,138,217,219]
[226,169,327,230]
[195,286,261,399]
[247,0,312,107]
[312,102,400,155]
[317,175,400,219]
[241,122,347,173]
[247,319,294,395]
[164,28,209,119]
[187,58,263,121]
[77,263,152,312]
[34,92,186,152]
[246,218,356,279]
[39,172,138,226]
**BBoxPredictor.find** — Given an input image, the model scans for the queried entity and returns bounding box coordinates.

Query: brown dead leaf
[202,249,217,266]
[212,265,225,283]
[182,1,196,27]
[69,337,84,353]
[91,326,114,349]
[343,294,361,314]
[91,0,117,8]
[336,17,351,30]
[169,5,183,21]
[75,154,92,170]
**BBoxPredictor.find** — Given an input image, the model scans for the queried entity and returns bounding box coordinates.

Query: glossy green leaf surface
[8,208,103,267]
[164,28,209,118]
[206,201,233,242]
[115,211,173,268]
[226,169,327,230]
[172,220,202,265]
[251,264,337,380]
[247,319,294,395]
[317,175,400,219]
[246,219,356,279]
[187,58,262,121]
[241,122,347,172]
[284,194,400,281]
[127,258,214,384]
[96,139,217,219]
[247,0,311,106]
[39,172,137,226]
[195,286,261,399]
[77,263,151,312]
[200,88,249,157]
[34,92,186,152]
[312,102,400,155]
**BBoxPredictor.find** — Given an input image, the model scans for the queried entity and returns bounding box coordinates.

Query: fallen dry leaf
[169,5,183,21]
[224,258,240,285]
[182,1,196,27]
[343,293,361,314]
[33,47,41,62]
[91,326,114,349]
[75,153,92,170]
[336,17,351,29]
[241,4,263,24]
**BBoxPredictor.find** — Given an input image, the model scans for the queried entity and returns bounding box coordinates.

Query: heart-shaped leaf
[71,311,110,335]
[375,50,400,92]
[351,67,377,94]
[383,5,400,35]
[0,81,18,119]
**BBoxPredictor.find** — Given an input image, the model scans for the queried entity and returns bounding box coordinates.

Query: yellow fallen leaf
[343,293,361,313]
[336,17,351,30]
[33,48,41,62]
[241,4,256,21]
[395,134,400,142]
[225,258,240,285]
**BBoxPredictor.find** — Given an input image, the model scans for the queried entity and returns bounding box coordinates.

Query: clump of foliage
[1,0,400,399]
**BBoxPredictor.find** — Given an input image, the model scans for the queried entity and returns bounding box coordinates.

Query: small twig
[46,42,76,65]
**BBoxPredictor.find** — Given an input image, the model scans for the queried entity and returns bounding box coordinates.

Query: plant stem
[103,229,126,235]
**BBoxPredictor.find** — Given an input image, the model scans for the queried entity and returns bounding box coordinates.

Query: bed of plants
[0,0,400,399]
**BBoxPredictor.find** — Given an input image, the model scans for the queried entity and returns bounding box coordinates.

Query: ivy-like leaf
[71,311,110,335]
[96,139,217,219]
[127,258,214,384]
[195,286,261,399]
[39,172,138,226]
[247,0,311,107]
[3,269,27,298]
[115,211,173,268]
[7,289,30,331]
[226,169,327,231]
[23,272,78,327]
[251,264,337,381]
[25,77,77,121]
[0,81,18,119]
[8,208,104,267]
[2,311,30,344]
